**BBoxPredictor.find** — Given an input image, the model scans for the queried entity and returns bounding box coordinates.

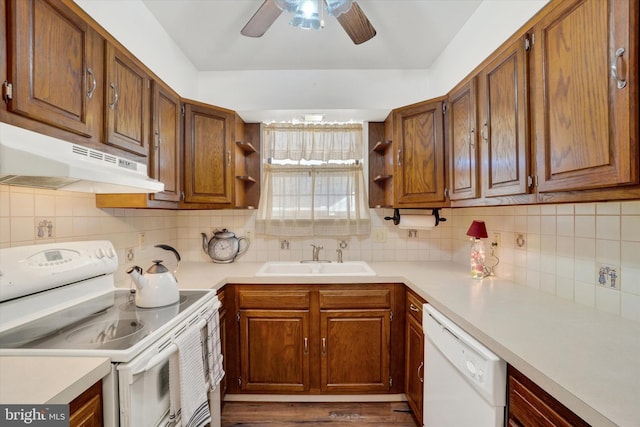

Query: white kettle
[126,244,181,308]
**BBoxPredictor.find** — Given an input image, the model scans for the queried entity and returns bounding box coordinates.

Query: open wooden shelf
[372,140,392,153]
[236,140,257,154]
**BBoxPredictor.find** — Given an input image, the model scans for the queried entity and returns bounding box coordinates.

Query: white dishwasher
[423,304,506,427]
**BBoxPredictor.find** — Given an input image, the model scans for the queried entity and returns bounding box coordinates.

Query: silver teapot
[201,229,249,263]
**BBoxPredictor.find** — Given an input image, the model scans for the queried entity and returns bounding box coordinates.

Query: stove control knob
[105,247,116,259]
[96,248,106,259]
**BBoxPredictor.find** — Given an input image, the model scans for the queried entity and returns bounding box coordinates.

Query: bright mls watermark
[0,405,68,426]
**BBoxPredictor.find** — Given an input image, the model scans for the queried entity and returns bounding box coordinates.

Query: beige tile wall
[0,185,178,284]
[2,184,638,322]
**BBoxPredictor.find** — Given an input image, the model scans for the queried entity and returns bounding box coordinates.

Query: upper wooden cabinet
[103,42,150,157]
[182,101,236,205]
[479,35,531,199]
[531,0,638,194]
[4,0,104,144]
[150,81,181,203]
[447,77,479,201]
[393,98,447,207]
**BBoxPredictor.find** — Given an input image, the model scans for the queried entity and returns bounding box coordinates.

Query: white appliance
[0,122,164,193]
[422,304,506,427]
[0,241,221,427]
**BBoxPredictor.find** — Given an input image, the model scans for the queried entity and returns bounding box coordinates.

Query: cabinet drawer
[508,366,589,427]
[237,288,311,309]
[406,290,425,324]
[319,288,391,309]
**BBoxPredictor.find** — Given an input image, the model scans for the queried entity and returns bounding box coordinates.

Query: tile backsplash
[2,184,639,322]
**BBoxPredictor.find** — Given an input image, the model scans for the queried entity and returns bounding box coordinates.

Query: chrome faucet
[336,248,343,263]
[310,244,323,261]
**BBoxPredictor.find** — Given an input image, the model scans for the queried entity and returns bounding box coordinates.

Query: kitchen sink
[255,261,376,277]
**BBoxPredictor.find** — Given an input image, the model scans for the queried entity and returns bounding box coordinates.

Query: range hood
[0,123,164,194]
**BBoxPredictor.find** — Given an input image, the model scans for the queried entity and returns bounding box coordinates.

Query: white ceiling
[141,0,483,72]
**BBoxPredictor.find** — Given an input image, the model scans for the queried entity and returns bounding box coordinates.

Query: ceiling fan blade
[241,0,283,38]
[335,2,376,45]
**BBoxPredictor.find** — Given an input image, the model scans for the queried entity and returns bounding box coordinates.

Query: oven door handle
[132,343,178,377]
[132,317,208,376]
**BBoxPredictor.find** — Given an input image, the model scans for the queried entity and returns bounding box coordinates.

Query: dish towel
[172,325,212,427]
[204,304,225,391]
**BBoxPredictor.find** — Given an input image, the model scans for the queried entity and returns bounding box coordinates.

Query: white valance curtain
[256,123,371,237]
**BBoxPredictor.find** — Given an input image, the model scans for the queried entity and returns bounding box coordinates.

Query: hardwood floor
[221,401,419,427]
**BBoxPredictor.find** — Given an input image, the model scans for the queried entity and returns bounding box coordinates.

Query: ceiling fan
[241,0,376,45]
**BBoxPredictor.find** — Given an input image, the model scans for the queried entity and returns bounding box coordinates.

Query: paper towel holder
[384,208,447,227]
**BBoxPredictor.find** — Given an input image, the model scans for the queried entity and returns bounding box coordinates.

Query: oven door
[117,337,177,427]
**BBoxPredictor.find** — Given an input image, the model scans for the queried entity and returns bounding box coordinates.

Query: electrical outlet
[138,233,145,249]
[246,230,253,241]
[374,228,387,243]
[492,233,501,256]
[126,247,135,262]
[597,264,620,289]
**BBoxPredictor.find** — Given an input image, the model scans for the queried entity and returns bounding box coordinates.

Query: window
[256,123,370,237]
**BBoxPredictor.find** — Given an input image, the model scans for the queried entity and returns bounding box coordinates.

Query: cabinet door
[405,314,424,426]
[183,103,234,204]
[150,81,181,202]
[532,0,638,193]
[479,36,530,198]
[393,99,447,206]
[69,381,102,427]
[320,309,390,393]
[508,365,589,427]
[239,309,310,392]
[6,0,103,141]
[104,42,150,157]
[448,78,479,200]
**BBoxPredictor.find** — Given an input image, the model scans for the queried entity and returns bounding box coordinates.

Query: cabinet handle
[397,149,402,166]
[86,67,96,99]
[303,337,309,355]
[409,303,420,312]
[611,47,627,89]
[109,82,119,109]
[481,122,489,143]
[418,362,424,383]
[468,128,475,147]
[321,337,327,355]
[227,150,232,167]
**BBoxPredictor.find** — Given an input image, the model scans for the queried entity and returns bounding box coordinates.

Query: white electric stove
[0,241,220,426]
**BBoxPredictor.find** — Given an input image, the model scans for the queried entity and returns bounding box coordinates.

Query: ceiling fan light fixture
[274,0,299,13]
[325,0,353,17]
[289,0,321,30]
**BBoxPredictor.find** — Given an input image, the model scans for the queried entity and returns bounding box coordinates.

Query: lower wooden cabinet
[227,284,403,395]
[404,289,425,425]
[507,365,589,427]
[69,380,102,427]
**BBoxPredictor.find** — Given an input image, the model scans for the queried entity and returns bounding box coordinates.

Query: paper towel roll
[398,214,436,230]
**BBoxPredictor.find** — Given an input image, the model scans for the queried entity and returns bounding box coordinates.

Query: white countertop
[166,260,640,427]
[2,261,636,426]
[0,356,111,404]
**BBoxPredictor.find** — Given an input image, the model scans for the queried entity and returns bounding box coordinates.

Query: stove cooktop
[0,289,209,351]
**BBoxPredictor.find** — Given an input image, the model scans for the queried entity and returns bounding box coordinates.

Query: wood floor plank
[221,401,418,426]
